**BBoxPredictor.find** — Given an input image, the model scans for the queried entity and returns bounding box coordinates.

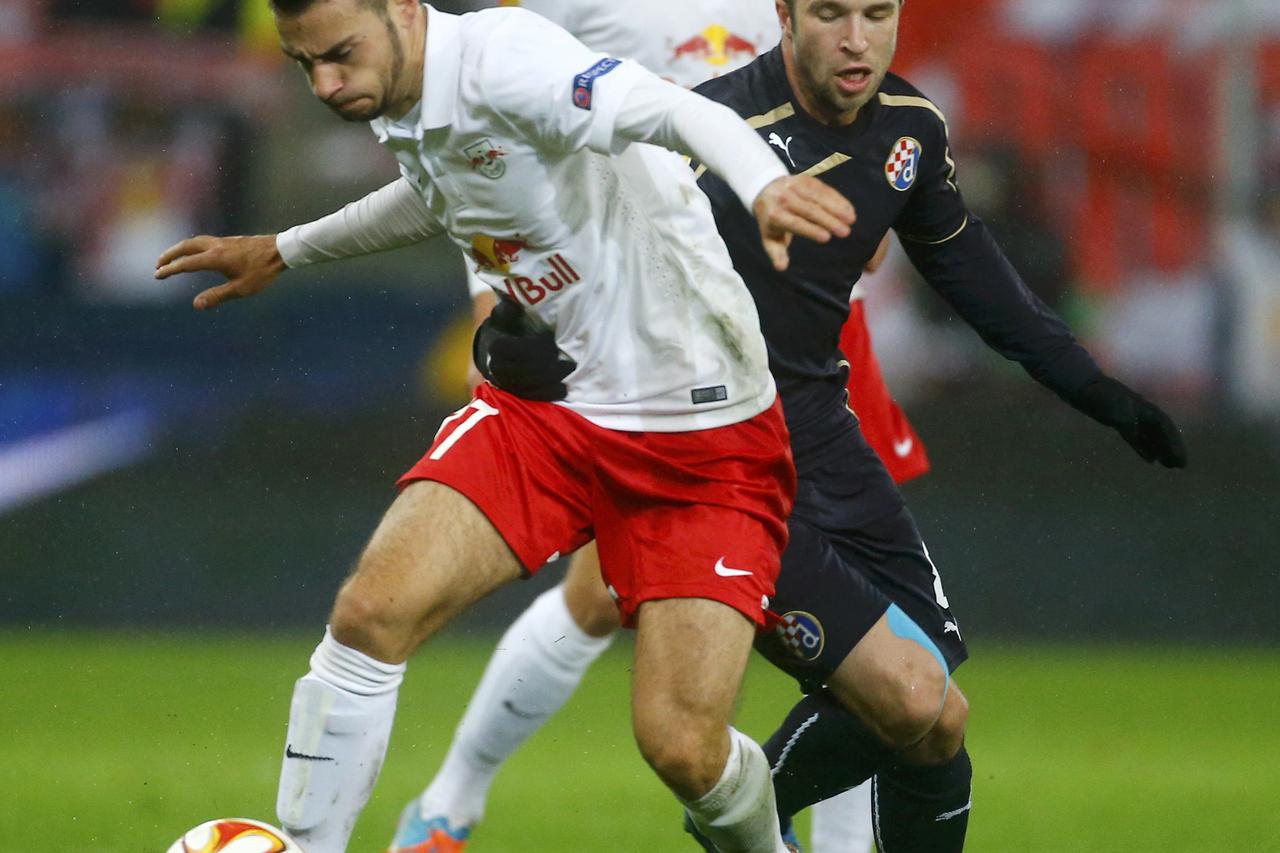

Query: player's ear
[388,0,419,27]
[776,0,793,37]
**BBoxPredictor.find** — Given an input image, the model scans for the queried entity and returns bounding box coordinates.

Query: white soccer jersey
[285,5,777,432]
[466,0,780,302]
[500,0,781,89]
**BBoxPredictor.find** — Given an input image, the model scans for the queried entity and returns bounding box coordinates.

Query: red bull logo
[671,24,757,67]
[503,254,581,307]
[463,138,507,179]
[471,235,528,275]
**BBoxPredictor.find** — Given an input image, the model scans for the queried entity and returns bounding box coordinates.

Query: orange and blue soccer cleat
[387,801,471,853]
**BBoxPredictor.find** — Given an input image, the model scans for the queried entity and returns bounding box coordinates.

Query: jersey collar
[420,4,461,130]
[371,4,461,141]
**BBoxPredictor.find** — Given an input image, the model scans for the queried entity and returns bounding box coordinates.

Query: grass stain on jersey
[705,311,748,367]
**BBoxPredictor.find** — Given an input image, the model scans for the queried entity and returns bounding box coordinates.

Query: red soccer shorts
[840,299,930,484]
[399,384,796,628]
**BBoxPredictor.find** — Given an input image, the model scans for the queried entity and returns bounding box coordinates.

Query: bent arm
[276,177,442,268]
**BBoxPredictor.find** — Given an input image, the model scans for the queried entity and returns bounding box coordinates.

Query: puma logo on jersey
[768,132,797,169]
[501,254,582,306]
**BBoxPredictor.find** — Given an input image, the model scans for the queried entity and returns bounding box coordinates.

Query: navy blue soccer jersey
[693,47,1103,469]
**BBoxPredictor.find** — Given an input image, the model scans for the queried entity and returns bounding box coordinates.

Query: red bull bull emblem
[470,235,582,306]
[471,235,527,274]
[671,24,757,67]
[463,139,507,179]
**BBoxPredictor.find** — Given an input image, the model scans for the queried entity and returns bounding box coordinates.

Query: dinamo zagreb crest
[885,136,922,191]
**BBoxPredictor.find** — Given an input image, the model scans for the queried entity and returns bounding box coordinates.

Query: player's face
[277,0,418,122]
[778,0,901,126]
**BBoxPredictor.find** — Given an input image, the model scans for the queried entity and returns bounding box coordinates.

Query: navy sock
[871,746,972,852]
[763,688,895,827]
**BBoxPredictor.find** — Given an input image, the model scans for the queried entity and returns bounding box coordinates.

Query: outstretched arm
[901,218,1187,468]
[155,177,441,310]
[155,234,286,311]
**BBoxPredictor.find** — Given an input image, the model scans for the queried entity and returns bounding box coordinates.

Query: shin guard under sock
[276,628,405,853]
[683,728,788,853]
[764,688,895,827]
[871,746,972,852]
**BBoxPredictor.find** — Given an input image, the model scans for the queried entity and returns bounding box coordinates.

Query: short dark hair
[270,0,388,16]
[785,0,904,10]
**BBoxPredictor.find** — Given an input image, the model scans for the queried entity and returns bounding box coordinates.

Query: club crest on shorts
[777,611,825,662]
[885,137,922,191]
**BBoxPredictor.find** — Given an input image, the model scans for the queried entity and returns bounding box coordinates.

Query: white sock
[418,585,614,827]
[683,728,788,853]
[811,781,874,853]
[276,628,406,853]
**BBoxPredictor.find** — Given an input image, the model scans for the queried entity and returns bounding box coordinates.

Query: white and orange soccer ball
[166,818,302,853]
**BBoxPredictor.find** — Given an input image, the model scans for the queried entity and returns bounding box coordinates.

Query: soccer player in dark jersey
[478,0,1187,850]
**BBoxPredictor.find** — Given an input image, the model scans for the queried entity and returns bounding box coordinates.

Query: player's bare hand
[753,175,856,272]
[154,234,287,311]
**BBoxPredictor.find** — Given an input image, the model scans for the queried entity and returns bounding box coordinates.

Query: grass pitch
[1,631,1276,852]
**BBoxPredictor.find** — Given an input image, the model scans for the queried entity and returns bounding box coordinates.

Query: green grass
[1,631,1277,852]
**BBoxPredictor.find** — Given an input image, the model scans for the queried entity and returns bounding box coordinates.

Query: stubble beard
[800,56,865,125]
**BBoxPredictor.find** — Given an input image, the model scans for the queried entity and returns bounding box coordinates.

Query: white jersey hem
[555,381,777,433]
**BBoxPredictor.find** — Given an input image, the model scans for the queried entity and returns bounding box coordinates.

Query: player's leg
[283,385,596,853]
[764,588,971,851]
[411,543,618,840]
[277,480,523,853]
[589,399,795,852]
[870,685,972,853]
[761,605,950,824]
[841,507,972,853]
[632,597,788,853]
[809,783,873,853]
[754,430,971,849]
[562,541,625,636]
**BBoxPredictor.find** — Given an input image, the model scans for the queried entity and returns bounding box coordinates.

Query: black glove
[473,295,576,402]
[1068,376,1188,468]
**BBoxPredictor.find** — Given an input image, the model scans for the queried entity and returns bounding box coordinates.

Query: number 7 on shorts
[429,399,500,460]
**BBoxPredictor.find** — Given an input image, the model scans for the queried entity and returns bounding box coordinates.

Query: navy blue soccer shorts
[755,413,968,693]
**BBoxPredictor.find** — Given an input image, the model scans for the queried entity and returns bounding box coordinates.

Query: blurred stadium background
[1,0,1279,850]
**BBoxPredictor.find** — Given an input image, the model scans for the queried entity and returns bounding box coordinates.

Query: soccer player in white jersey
[435,2,879,852]
[154,1,856,852]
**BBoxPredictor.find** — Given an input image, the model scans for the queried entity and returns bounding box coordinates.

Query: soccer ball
[166,818,302,853]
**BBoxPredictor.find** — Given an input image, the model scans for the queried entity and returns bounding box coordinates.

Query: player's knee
[633,712,723,799]
[329,578,417,663]
[906,684,969,765]
[878,661,948,748]
[877,606,952,748]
